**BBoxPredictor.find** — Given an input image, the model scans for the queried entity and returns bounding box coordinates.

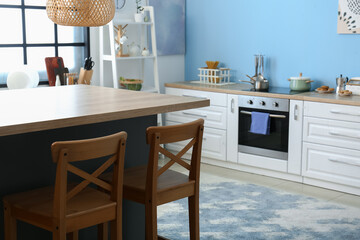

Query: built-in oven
[238,95,289,160]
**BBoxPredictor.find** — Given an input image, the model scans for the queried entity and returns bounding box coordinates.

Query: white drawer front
[303,117,360,150]
[165,87,227,107]
[304,101,360,122]
[165,121,226,161]
[166,105,227,130]
[302,142,360,188]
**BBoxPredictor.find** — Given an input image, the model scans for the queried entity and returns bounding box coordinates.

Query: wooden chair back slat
[146,119,202,145]
[158,147,191,171]
[51,133,124,163]
[66,163,113,201]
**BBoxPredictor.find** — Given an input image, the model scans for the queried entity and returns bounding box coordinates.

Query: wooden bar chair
[101,119,204,240]
[3,131,127,240]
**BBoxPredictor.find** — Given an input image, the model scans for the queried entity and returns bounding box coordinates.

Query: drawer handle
[182,112,207,118]
[329,158,360,167]
[182,94,208,100]
[330,109,360,117]
[329,131,360,139]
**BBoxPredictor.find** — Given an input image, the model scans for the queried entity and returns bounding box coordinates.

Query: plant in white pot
[134,0,144,22]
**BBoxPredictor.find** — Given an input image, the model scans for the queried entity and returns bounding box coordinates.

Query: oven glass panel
[238,107,289,153]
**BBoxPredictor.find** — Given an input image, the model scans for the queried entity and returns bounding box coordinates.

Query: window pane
[0,0,21,5]
[25,0,46,6]
[27,47,54,72]
[59,47,84,72]
[27,47,55,82]
[25,9,54,44]
[0,9,22,44]
[58,26,84,43]
[0,48,23,84]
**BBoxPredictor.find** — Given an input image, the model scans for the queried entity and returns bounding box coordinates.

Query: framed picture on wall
[148,0,185,55]
[338,0,360,34]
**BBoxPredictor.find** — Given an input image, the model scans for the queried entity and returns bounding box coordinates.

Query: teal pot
[288,73,314,91]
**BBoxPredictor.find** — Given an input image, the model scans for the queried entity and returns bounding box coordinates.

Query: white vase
[134,13,144,22]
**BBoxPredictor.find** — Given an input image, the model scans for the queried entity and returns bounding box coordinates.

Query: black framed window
[0,0,90,86]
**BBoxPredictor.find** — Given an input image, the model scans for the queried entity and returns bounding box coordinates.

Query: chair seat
[4,185,116,232]
[101,165,195,205]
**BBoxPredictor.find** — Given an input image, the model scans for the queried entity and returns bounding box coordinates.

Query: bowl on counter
[288,73,313,91]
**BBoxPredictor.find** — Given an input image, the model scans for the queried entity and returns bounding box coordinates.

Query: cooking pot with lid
[288,73,313,91]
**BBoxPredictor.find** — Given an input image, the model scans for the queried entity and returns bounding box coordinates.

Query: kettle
[336,74,348,94]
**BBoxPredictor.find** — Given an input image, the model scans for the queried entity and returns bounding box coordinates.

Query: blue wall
[185,0,360,89]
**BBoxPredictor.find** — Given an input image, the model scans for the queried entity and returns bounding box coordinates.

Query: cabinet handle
[294,104,298,121]
[240,110,287,119]
[330,109,360,117]
[182,94,208,100]
[329,131,360,139]
[231,98,235,113]
[329,158,360,167]
[182,111,207,118]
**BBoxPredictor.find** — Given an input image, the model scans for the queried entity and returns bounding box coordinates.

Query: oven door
[238,107,289,160]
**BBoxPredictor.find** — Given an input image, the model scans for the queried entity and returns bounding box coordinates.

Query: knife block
[78,68,93,85]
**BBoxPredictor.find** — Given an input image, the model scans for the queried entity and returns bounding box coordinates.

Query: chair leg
[67,231,79,240]
[188,196,200,240]
[145,201,157,240]
[52,225,66,240]
[3,204,17,240]
[98,223,108,240]
[110,218,122,240]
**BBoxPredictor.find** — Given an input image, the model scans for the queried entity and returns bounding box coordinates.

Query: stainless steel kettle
[336,74,348,94]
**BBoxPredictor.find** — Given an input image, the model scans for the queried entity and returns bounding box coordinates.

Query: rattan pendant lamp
[46,0,115,27]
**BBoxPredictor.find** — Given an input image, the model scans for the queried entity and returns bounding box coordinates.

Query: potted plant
[134,0,144,22]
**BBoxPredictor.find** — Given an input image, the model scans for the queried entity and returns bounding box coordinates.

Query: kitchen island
[0,85,209,240]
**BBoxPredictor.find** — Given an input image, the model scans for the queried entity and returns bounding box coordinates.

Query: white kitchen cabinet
[288,100,303,175]
[165,87,227,161]
[302,101,360,195]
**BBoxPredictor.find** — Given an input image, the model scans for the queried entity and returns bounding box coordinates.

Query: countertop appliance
[238,95,290,160]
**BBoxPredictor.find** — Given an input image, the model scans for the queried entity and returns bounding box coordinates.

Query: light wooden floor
[160,158,360,209]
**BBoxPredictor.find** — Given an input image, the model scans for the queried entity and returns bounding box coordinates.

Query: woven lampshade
[46,0,115,27]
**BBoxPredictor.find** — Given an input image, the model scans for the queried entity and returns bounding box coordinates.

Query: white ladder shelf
[99,6,159,93]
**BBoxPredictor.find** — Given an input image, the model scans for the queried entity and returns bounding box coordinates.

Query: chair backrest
[145,119,204,192]
[51,131,127,220]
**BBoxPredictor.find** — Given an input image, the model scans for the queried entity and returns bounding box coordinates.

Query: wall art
[338,0,360,34]
[148,0,185,55]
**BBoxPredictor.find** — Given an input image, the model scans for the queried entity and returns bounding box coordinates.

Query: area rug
[157,180,360,239]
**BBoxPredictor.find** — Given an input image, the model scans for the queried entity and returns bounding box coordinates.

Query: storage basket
[198,68,231,85]
[346,78,360,95]
[119,78,143,91]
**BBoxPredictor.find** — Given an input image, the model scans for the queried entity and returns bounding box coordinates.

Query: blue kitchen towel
[249,111,270,135]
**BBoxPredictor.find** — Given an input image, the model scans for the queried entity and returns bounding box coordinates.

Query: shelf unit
[99,6,159,93]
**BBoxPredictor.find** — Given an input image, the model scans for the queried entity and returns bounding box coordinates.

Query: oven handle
[240,110,287,119]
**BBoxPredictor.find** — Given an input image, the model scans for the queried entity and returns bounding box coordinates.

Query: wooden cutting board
[45,57,69,86]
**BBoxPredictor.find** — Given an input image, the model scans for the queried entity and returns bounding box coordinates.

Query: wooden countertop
[0,85,210,137]
[165,82,360,106]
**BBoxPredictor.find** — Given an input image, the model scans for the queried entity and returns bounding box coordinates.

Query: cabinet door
[227,94,238,163]
[288,100,303,175]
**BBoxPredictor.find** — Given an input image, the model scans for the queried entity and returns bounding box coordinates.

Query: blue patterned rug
[158,181,360,240]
